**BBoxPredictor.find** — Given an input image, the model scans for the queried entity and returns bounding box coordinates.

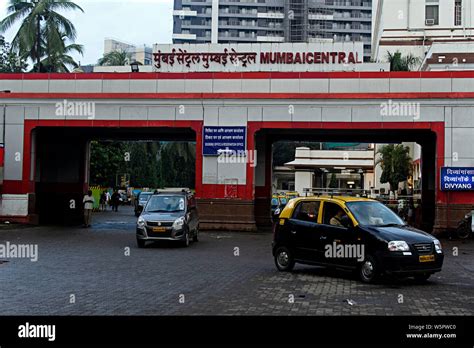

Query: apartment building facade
[104,38,154,65]
[372,0,474,69]
[173,0,373,61]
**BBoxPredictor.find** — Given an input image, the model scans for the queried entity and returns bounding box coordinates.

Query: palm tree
[98,50,132,66]
[386,50,421,71]
[376,144,412,194]
[0,0,84,72]
[38,33,83,72]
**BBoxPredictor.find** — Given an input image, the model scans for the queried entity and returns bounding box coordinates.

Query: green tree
[0,36,27,72]
[0,0,84,72]
[123,142,161,188]
[376,144,412,193]
[89,141,126,188]
[98,50,131,66]
[386,50,420,71]
[328,173,338,188]
[159,142,196,188]
[38,32,83,72]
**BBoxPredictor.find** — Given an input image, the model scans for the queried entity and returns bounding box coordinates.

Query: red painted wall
[1,119,463,207]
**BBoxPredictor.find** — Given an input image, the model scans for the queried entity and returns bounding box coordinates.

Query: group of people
[82,189,124,228]
[98,190,122,212]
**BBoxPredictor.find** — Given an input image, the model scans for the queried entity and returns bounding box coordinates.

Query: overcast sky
[0,0,174,65]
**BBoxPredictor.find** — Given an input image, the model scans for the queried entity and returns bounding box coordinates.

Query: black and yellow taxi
[272,196,444,283]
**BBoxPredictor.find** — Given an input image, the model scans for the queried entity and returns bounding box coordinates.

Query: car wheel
[456,222,471,239]
[414,273,431,282]
[359,255,379,283]
[274,247,295,272]
[137,238,146,248]
[193,226,199,242]
[182,231,190,247]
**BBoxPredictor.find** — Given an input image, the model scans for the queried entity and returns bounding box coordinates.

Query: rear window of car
[292,201,320,223]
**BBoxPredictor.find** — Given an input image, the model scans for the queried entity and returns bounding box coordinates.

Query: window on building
[425,0,439,25]
[455,0,462,26]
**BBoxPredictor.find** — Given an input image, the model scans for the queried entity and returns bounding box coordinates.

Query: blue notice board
[203,126,246,155]
[440,167,474,191]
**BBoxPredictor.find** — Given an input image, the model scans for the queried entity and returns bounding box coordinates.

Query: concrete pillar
[295,170,312,196]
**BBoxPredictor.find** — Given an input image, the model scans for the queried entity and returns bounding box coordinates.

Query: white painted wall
[0,75,473,202]
[373,0,474,63]
[295,171,313,196]
[0,194,29,216]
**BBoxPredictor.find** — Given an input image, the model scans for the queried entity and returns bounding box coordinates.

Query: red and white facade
[0,71,473,233]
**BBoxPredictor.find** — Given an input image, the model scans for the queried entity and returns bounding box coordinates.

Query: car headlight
[137,217,145,228]
[388,240,410,252]
[433,239,443,254]
[172,217,185,229]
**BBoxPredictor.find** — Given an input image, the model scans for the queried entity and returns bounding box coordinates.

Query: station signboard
[203,126,246,156]
[440,167,474,191]
[153,42,365,72]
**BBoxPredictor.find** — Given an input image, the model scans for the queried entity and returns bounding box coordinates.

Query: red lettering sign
[155,49,362,69]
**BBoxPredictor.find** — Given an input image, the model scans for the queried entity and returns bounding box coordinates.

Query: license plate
[152,227,166,232]
[419,255,435,262]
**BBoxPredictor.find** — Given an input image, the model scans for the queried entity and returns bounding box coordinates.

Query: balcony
[257,12,285,19]
[308,14,334,20]
[172,33,197,40]
[256,35,284,42]
[173,9,198,17]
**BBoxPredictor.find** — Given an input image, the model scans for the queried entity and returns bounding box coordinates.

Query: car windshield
[139,193,152,202]
[145,195,185,213]
[346,201,405,227]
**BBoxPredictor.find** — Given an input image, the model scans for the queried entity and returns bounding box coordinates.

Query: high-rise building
[173,0,373,61]
[104,38,154,65]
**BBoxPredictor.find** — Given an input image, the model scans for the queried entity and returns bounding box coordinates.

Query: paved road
[0,206,473,315]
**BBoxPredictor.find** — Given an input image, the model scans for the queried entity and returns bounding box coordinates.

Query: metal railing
[303,187,422,203]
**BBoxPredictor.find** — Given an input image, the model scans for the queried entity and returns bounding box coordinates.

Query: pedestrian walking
[83,190,95,228]
[105,190,111,209]
[99,191,107,212]
[111,189,120,212]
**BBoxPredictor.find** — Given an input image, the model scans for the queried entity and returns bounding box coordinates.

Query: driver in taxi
[330,209,346,226]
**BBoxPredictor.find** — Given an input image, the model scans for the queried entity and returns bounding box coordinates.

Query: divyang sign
[203,126,246,156]
[440,167,474,191]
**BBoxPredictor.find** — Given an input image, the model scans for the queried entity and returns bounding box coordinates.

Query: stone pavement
[0,206,473,315]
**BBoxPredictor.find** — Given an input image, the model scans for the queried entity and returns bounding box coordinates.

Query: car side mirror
[272,208,281,222]
[138,205,144,213]
[340,216,353,228]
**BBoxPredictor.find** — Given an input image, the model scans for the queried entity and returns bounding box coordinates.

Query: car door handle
[291,230,297,235]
